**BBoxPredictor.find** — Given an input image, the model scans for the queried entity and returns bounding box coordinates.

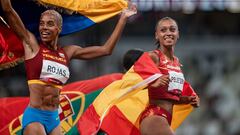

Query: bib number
[40,60,70,84]
[168,71,184,92]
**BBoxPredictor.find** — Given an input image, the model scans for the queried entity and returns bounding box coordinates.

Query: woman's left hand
[190,95,200,108]
[121,2,137,18]
[178,95,200,108]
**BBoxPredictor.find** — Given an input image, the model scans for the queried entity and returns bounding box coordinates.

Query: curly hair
[41,10,63,30]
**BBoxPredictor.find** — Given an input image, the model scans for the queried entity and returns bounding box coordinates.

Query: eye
[170,26,177,32]
[160,28,167,33]
[39,21,44,26]
[47,21,55,27]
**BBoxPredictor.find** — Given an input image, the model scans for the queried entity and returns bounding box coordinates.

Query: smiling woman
[0,0,137,134]
[139,17,200,135]
[39,10,62,46]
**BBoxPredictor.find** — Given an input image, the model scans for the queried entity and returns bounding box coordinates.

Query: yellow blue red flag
[0,0,127,69]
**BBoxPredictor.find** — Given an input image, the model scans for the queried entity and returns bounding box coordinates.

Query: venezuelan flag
[36,0,127,24]
[0,0,127,69]
[78,52,197,135]
[0,0,127,35]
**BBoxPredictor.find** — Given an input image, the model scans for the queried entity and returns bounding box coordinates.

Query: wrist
[120,13,128,21]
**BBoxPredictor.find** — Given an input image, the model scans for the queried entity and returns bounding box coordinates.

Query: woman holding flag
[0,0,137,134]
[139,17,200,135]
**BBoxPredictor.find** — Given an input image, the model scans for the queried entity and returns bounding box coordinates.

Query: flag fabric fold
[171,81,196,130]
[78,53,161,135]
[36,0,128,23]
[0,19,24,70]
[78,52,197,135]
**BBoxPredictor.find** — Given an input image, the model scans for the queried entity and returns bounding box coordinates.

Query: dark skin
[140,18,200,135]
[0,0,137,134]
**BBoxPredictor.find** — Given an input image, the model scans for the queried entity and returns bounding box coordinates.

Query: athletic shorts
[22,106,60,134]
[140,104,172,125]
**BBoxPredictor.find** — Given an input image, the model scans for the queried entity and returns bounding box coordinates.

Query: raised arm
[64,3,137,60]
[1,0,39,59]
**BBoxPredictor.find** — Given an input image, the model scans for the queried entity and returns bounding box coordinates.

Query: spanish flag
[78,52,197,135]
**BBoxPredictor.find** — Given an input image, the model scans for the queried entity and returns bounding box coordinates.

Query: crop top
[148,50,185,101]
[25,44,70,85]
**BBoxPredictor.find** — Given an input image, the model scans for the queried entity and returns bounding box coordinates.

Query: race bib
[40,60,70,84]
[168,71,184,92]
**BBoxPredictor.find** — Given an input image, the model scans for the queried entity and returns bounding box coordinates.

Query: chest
[39,48,70,84]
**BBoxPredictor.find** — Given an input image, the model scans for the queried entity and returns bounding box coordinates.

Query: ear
[57,27,62,34]
[155,31,158,40]
[177,31,180,40]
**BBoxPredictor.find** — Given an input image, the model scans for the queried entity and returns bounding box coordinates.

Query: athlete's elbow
[107,49,114,55]
[102,50,112,56]
[101,47,113,56]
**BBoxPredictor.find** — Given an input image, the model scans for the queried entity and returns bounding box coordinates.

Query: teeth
[41,32,50,35]
[164,36,173,40]
[41,32,50,38]
[41,31,50,35]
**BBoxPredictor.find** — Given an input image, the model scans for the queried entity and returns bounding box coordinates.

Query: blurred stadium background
[1,0,240,135]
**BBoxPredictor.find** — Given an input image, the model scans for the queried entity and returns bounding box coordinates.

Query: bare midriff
[28,83,61,111]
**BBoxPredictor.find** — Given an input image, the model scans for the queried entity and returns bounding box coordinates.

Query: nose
[165,30,172,35]
[42,24,48,30]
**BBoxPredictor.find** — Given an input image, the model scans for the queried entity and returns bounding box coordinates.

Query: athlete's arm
[63,3,137,60]
[0,0,39,59]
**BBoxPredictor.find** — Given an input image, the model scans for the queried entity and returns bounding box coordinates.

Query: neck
[159,46,174,61]
[42,37,59,50]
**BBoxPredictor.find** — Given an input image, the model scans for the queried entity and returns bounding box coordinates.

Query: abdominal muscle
[28,83,61,111]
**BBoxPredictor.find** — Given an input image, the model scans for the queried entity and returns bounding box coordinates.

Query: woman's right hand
[149,75,170,88]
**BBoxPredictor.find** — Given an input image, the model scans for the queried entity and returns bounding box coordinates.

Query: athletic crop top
[148,50,185,101]
[25,44,70,85]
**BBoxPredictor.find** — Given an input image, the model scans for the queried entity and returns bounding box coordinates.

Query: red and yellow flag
[78,52,197,135]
